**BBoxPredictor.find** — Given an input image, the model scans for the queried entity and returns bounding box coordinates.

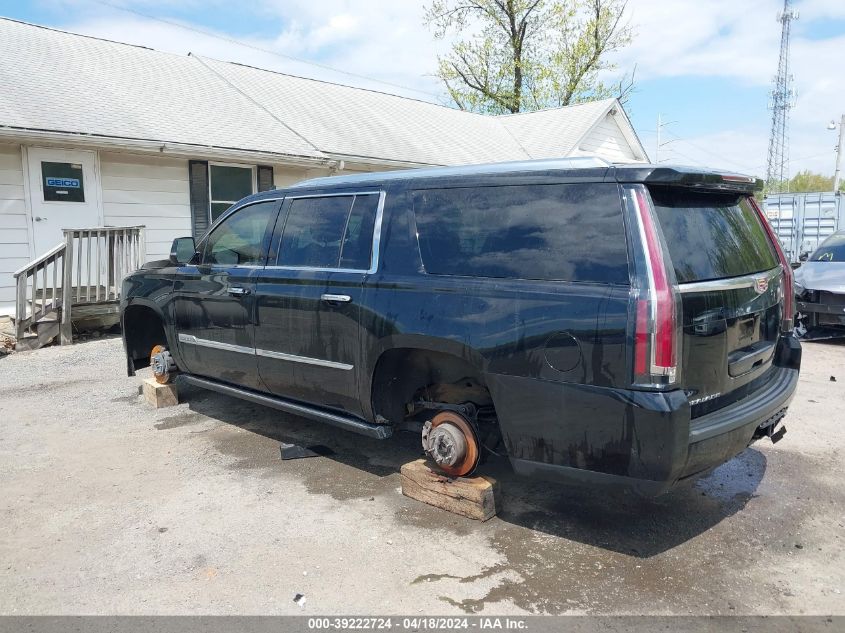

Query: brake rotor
[150,344,174,384]
[422,410,480,477]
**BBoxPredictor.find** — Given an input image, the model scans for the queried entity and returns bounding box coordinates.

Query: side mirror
[798,252,809,262]
[170,237,196,265]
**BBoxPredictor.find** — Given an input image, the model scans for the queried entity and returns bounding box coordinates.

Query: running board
[181,374,392,440]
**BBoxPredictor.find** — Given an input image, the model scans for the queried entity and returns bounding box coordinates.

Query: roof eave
[0,126,331,167]
[322,151,445,170]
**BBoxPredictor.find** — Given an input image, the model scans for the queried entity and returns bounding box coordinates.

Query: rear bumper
[681,362,798,479]
[489,334,801,496]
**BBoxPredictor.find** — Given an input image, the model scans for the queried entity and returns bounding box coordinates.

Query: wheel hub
[429,423,467,467]
[421,410,480,477]
[150,345,175,384]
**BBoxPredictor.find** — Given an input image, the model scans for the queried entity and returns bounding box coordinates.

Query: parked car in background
[120,158,801,496]
[795,231,845,339]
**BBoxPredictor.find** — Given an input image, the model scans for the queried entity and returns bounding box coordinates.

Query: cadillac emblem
[754,277,769,294]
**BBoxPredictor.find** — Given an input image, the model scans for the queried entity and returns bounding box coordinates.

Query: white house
[0,17,649,315]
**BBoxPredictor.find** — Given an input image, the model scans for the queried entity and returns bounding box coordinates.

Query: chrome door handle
[321,293,352,303]
[227,286,250,296]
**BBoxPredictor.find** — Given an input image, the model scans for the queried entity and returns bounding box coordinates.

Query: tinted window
[412,183,628,283]
[202,201,277,266]
[277,194,379,270]
[650,189,778,283]
[339,195,379,269]
[809,234,845,262]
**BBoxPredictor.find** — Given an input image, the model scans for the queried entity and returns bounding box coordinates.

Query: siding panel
[104,216,191,231]
[100,152,188,176]
[273,166,309,188]
[0,147,23,171]
[103,202,192,218]
[0,244,30,258]
[0,199,26,214]
[100,153,191,263]
[102,189,189,205]
[0,169,23,186]
[0,228,28,244]
[0,213,28,230]
[0,145,27,312]
[101,174,190,193]
[578,116,636,162]
[0,184,24,200]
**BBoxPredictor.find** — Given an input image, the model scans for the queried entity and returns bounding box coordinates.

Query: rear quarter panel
[360,183,652,479]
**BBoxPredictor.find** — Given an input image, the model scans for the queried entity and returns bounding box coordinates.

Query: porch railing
[13,226,146,346]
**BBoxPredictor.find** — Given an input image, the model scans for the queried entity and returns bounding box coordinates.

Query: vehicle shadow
[178,380,425,478]
[485,448,766,557]
[176,380,765,558]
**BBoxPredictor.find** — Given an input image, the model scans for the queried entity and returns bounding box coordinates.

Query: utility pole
[765,0,798,193]
[834,114,845,193]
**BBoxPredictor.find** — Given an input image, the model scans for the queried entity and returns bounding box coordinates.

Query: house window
[209,164,254,222]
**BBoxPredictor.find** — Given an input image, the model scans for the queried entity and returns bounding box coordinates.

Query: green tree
[788,170,844,193]
[424,0,633,114]
[763,171,845,196]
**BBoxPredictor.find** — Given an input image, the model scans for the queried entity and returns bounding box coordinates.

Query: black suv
[121,158,801,495]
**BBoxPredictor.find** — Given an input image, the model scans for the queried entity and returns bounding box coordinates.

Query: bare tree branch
[426,0,633,113]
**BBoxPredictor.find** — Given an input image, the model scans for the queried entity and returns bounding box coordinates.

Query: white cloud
[41,0,845,179]
[615,0,845,178]
[61,0,449,101]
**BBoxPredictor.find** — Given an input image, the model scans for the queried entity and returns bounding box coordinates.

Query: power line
[662,130,753,172]
[657,146,709,169]
[90,0,444,100]
[742,152,833,174]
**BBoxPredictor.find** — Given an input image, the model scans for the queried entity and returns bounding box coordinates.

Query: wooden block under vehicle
[400,458,500,521]
[141,377,179,408]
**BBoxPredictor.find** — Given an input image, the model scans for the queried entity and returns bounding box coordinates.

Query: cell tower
[765,0,798,193]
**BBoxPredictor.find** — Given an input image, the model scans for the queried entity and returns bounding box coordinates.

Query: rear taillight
[623,185,681,389]
[749,197,794,332]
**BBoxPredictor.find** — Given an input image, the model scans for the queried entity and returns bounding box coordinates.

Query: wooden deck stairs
[12,227,145,351]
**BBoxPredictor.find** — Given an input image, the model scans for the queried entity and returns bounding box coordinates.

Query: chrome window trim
[261,265,375,274]
[205,196,286,237]
[202,191,385,274]
[284,191,382,199]
[177,333,353,370]
[198,197,287,264]
[267,190,386,275]
[677,265,782,295]
[256,348,353,371]
[178,333,254,355]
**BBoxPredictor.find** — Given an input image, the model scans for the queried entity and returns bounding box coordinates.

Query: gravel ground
[0,337,843,615]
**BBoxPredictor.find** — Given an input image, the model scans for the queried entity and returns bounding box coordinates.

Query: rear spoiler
[613,166,763,193]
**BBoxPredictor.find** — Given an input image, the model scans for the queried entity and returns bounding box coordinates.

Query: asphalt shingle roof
[0,18,642,166]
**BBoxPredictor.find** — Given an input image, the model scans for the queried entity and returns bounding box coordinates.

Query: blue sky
[2,0,844,178]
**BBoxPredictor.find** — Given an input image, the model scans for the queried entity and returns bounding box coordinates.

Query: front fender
[120,271,178,375]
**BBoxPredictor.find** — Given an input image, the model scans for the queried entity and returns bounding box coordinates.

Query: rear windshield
[649,189,778,283]
[809,234,845,262]
[412,183,629,284]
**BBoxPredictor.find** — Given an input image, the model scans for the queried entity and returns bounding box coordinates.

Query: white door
[26,147,101,256]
